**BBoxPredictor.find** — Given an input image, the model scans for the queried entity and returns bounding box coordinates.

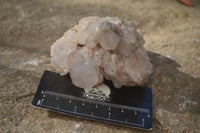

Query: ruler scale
[32,71,152,130]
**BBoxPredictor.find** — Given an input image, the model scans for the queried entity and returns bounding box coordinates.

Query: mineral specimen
[50,16,153,96]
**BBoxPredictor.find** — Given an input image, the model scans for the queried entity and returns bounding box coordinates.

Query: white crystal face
[50,16,153,96]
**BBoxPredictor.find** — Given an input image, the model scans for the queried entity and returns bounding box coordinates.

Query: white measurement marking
[69,99,71,103]
[41,99,44,101]
[108,106,111,110]
[95,104,98,108]
[37,100,41,105]
[121,109,124,113]
[41,104,145,127]
[148,115,150,118]
[82,102,85,106]
[44,91,149,114]
[56,96,58,100]
[41,91,44,94]
[43,94,45,97]
[74,106,77,112]
[135,111,137,115]
[108,112,111,119]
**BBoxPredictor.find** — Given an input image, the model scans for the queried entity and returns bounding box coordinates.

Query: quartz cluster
[50,16,153,96]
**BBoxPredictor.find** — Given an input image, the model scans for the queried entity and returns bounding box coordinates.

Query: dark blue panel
[32,70,152,130]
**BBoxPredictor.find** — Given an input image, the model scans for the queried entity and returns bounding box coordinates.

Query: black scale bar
[32,71,152,130]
